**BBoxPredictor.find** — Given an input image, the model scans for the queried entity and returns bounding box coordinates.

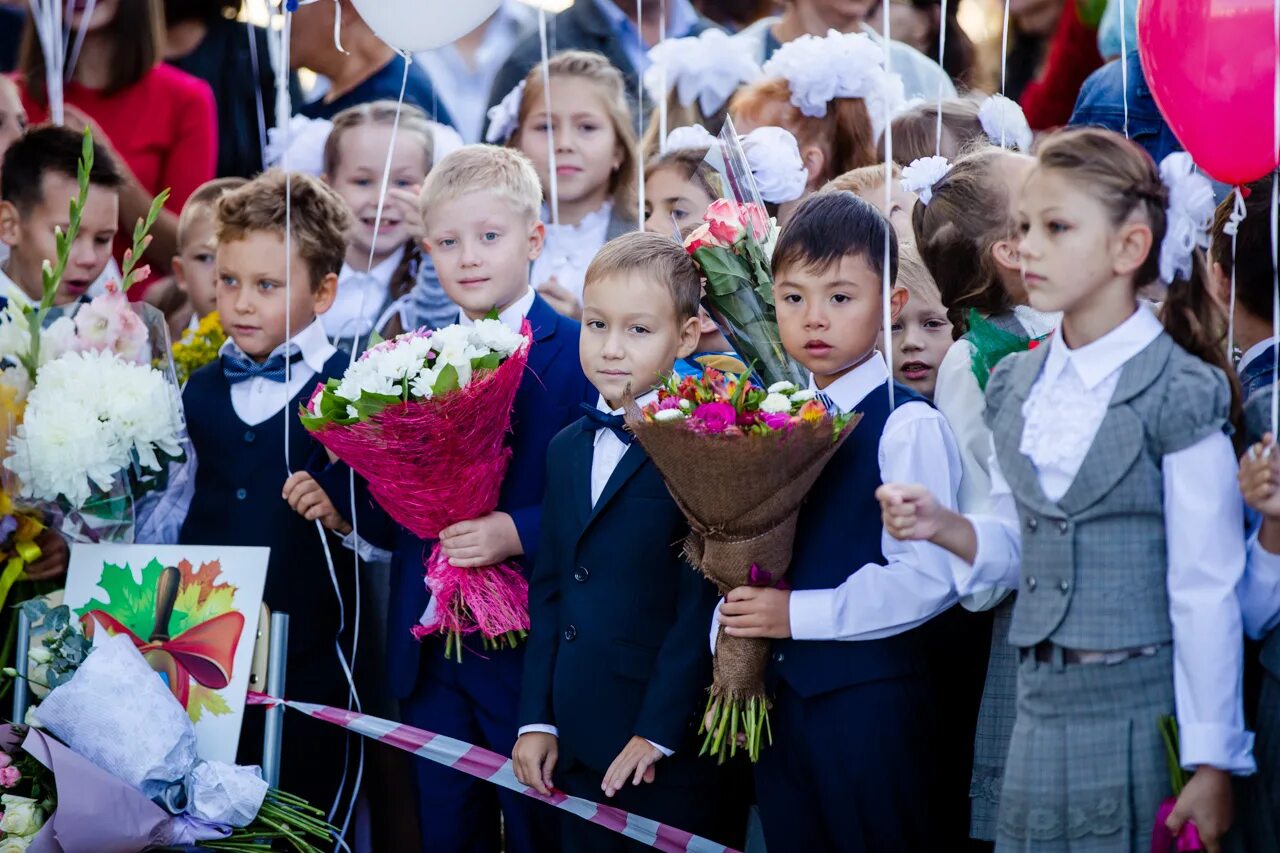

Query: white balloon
[348,0,503,53]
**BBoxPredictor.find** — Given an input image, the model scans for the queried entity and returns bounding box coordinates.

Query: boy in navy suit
[513,232,739,852]
[142,170,357,812]
[293,145,593,853]
[715,192,963,852]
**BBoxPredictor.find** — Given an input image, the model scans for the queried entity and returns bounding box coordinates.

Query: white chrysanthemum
[760,392,792,414]
[790,389,817,403]
[767,381,797,394]
[653,408,686,422]
[469,319,523,357]
[41,317,77,364]
[409,364,441,399]
[0,305,31,362]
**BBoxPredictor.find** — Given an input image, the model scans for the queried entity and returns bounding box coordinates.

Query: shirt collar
[0,264,37,308]
[339,245,405,285]
[591,0,701,43]
[1042,303,1163,390]
[220,318,336,372]
[1240,336,1278,374]
[458,286,535,332]
[807,350,890,413]
[598,387,660,416]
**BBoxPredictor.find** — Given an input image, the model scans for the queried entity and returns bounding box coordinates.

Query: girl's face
[327,123,430,262]
[69,0,119,33]
[891,285,953,398]
[643,166,713,237]
[519,76,623,211]
[1017,168,1142,318]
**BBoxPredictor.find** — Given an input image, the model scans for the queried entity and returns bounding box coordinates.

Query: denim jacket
[1069,52,1183,165]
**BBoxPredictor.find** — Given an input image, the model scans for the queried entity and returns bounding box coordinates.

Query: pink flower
[705,199,747,246]
[739,203,770,242]
[758,411,792,431]
[0,754,12,770]
[73,290,150,364]
[655,396,683,411]
[683,223,717,255]
[690,401,738,433]
[0,765,21,788]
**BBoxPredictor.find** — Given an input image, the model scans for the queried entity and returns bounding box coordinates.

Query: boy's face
[173,209,219,319]
[0,173,118,305]
[580,270,700,407]
[891,286,953,398]
[424,189,544,321]
[776,254,906,390]
[215,231,336,361]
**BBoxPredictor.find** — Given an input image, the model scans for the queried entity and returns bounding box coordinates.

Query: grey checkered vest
[983,330,1230,649]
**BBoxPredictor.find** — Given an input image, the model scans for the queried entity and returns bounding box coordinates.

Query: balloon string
[883,0,894,410]
[1272,0,1279,438]
[1228,187,1246,360]
[64,0,95,86]
[537,10,559,227]
[1000,0,1010,98]
[1118,0,1129,138]
[246,21,269,173]
[936,0,948,155]
[332,0,349,55]
[658,0,667,155]
[635,0,645,230]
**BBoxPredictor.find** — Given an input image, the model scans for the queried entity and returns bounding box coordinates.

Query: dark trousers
[754,676,939,853]
[400,643,559,853]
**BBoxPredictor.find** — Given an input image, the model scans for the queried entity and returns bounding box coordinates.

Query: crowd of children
[5,18,1280,853]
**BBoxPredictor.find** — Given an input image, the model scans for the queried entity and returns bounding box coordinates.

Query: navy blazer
[329,295,595,698]
[519,419,720,776]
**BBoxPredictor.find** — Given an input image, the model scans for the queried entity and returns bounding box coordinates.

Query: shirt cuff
[518,724,558,738]
[959,586,1013,613]
[950,515,1019,596]
[709,597,723,654]
[341,530,392,563]
[788,589,836,641]
[1179,723,1256,775]
[646,740,673,757]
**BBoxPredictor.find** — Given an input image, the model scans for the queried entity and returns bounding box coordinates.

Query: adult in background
[164,0,297,178]
[733,0,957,102]
[487,0,719,118]
[17,0,217,293]
[290,0,453,126]
[0,2,22,72]
[869,0,976,88]
[692,0,778,30]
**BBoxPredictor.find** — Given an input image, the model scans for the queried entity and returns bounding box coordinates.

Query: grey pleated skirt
[996,644,1175,853]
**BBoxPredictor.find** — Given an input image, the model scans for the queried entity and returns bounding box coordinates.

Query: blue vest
[179,352,351,675]
[769,382,931,698]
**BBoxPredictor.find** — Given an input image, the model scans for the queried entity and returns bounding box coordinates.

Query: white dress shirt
[457,285,535,333]
[532,202,614,306]
[520,388,675,756]
[322,246,405,343]
[0,265,35,307]
[954,306,1254,774]
[416,1,535,143]
[1242,533,1280,638]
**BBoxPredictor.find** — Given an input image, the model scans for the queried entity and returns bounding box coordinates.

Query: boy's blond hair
[419,145,543,224]
[824,163,902,198]
[584,232,701,322]
[216,170,352,291]
[178,177,247,250]
[897,243,942,307]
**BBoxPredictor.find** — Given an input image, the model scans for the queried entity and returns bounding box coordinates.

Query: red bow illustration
[80,565,244,708]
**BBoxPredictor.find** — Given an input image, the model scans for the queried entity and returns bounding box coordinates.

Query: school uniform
[750,352,963,852]
[322,246,405,343]
[520,390,739,853]
[167,319,357,813]
[956,307,1254,852]
[337,289,594,853]
[531,202,636,307]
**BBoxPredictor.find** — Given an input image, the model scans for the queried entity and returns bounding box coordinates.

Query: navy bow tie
[816,391,837,413]
[580,403,634,445]
[221,348,303,385]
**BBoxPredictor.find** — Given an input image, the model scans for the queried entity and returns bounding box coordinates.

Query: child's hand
[438,512,522,567]
[1166,765,1233,853]
[602,736,662,798]
[538,278,582,321]
[388,186,425,242]
[877,483,945,541]
[512,732,558,795]
[1240,435,1280,518]
[719,587,792,639]
[282,472,353,535]
[23,530,69,582]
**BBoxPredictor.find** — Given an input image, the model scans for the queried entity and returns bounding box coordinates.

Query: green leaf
[366,328,385,349]
[483,306,501,321]
[73,559,167,638]
[472,352,500,372]
[432,362,459,396]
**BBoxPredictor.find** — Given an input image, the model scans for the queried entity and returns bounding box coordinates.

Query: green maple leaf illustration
[75,558,167,638]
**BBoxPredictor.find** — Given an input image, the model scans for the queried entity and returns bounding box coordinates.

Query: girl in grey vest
[880,127,1253,853]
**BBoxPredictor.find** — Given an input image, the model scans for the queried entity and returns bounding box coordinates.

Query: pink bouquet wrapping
[301,321,533,660]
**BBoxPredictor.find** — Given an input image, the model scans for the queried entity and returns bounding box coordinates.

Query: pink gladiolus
[691,401,737,433]
[0,765,21,788]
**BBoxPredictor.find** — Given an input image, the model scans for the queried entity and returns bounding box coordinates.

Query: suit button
[1057,520,1069,534]
[244,430,256,443]
[1059,579,1070,594]
[573,567,589,583]
[1026,517,1038,532]
[563,625,577,642]
[1026,576,1037,591]
[235,488,248,500]
[773,652,785,663]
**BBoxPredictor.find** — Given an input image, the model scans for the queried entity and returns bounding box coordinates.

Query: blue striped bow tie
[221,348,303,385]
[580,403,634,445]
[816,391,837,412]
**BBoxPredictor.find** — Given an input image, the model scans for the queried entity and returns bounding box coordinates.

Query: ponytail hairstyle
[511,50,639,216]
[729,78,877,188]
[911,146,1020,336]
[888,99,986,166]
[1035,127,1242,442]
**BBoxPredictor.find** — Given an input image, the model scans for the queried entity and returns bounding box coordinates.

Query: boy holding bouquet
[714,192,964,852]
[513,232,739,852]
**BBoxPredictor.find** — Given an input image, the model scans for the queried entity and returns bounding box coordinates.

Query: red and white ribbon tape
[248,693,740,853]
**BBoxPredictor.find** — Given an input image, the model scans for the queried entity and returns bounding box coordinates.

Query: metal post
[262,611,289,788]
[12,611,29,724]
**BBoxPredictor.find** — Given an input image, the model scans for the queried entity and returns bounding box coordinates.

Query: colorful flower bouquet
[301,321,532,661]
[172,311,227,386]
[625,370,858,762]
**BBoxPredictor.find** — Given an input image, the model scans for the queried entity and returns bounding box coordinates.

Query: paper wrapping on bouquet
[624,399,858,760]
[307,326,532,645]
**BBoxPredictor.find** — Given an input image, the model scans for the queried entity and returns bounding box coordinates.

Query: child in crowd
[715,191,962,851]
[0,77,26,182]
[890,98,986,165]
[0,125,121,308]
[643,147,718,237]
[889,244,953,398]
[496,51,639,318]
[880,127,1253,853]
[145,170,358,813]
[514,231,738,853]
[825,163,917,241]
[321,100,434,343]
[148,177,247,340]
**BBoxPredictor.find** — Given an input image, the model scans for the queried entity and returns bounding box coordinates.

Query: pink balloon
[1138,0,1280,185]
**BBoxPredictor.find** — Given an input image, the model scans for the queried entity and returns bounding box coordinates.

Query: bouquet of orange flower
[626,369,857,762]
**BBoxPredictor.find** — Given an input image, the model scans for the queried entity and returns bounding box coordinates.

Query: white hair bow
[1158,152,1215,285]
[979,95,1033,153]
[900,156,952,205]
[485,80,526,144]
[264,115,334,177]
[644,30,761,117]
[663,125,808,204]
